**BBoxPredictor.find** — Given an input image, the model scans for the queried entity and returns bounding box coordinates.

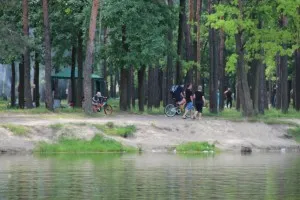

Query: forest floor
[0,112,300,153]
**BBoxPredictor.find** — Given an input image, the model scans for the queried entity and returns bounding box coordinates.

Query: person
[182,83,194,119]
[92,91,104,105]
[224,88,233,108]
[172,84,186,111]
[193,85,205,119]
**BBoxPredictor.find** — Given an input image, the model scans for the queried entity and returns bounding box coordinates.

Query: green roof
[51,67,102,79]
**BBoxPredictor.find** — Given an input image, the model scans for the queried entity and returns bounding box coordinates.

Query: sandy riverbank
[0,113,299,153]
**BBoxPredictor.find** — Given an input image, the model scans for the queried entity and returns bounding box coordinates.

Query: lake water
[0,153,300,200]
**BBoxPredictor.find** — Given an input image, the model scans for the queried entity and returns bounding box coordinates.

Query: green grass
[2,124,30,136]
[94,122,136,138]
[49,123,64,131]
[176,142,217,153]
[35,134,136,153]
[288,127,300,143]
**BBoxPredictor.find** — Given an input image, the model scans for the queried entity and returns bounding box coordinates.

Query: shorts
[195,102,203,113]
[186,102,194,111]
[177,98,186,105]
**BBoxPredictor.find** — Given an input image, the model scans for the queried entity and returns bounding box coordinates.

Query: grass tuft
[176,142,216,153]
[49,123,64,131]
[2,124,30,136]
[288,127,300,143]
[94,123,136,138]
[35,134,136,153]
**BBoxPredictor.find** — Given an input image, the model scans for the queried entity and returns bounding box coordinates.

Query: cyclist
[173,84,185,106]
[92,91,104,105]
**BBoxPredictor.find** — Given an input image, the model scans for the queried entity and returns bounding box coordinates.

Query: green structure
[51,67,106,96]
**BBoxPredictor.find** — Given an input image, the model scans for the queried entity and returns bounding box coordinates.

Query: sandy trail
[0,113,299,153]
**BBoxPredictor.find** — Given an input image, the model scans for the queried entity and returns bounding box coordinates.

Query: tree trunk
[295,49,300,111]
[154,67,161,108]
[235,32,254,117]
[23,0,33,109]
[33,53,40,107]
[83,0,100,114]
[165,0,174,106]
[76,30,83,107]
[110,73,114,98]
[276,54,281,109]
[218,18,225,111]
[103,28,108,96]
[208,0,218,113]
[127,66,133,109]
[119,67,128,111]
[236,81,240,111]
[138,66,146,112]
[42,0,53,110]
[280,15,288,113]
[18,59,25,109]
[71,45,76,105]
[131,67,135,108]
[175,0,186,84]
[11,61,16,107]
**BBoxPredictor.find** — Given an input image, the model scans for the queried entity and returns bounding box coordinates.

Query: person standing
[182,83,194,119]
[193,85,206,119]
[224,88,233,108]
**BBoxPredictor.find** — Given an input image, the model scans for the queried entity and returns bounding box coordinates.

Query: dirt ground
[0,113,299,153]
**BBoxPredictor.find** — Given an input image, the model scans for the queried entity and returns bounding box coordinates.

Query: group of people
[173,84,234,120]
[173,83,206,120]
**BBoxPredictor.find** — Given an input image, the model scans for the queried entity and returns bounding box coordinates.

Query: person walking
[224,88,233,108]
[182,83,194,119]
[193,85,206,119]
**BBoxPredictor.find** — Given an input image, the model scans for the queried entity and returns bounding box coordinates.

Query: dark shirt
[92,95,103,104]
[195,91,203,103]
[185,89,193,103]
[226,91,232,100]
[174,86,183,101]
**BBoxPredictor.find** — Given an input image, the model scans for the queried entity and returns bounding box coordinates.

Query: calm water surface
[0,153,300,200]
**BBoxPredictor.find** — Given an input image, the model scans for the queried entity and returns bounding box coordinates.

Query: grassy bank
[35,135,136,153]
[176,142,217,153]
[288,127,300,143]
[94,122,136,138]
[1,124,30,136]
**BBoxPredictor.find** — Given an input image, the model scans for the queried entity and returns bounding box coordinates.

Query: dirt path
[0,113,299,153]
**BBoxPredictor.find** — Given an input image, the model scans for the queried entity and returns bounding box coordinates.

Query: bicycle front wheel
[164,104,177,117]
[104,105,113,115]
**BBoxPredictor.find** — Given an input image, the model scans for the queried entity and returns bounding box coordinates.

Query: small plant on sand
[94,123,136,138]
[176,142,216,153]
[49,123,64,131]
[35,134,136,153]
[288,127,300,143]
[2,124,30,136]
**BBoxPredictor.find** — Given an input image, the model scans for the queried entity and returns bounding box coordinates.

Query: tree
[11,61,16,107]
[33,53,40,107]
[42,0,53,110]
[22,0,33,108]
[176,0,186,84]
[83,0,100,114]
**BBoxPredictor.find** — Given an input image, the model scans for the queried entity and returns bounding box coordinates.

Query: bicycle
[92,97,113,115]
[164,99,193,118]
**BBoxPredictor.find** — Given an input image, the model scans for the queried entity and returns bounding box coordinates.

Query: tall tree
[76,30,83,107]
[280,15,289,113]
[71,45,76,105]
[195,0,202,88]
[295,49,300,110]
[208,0,218,113]
[33,53,40,107]
[42,0,53,110]
[83,0,100,114]
[218,15,225,111]
[175,0,186,84]
[11,61,16,107]
[138,66,146,112]
[22,0,33,108]
[18,59,25,109]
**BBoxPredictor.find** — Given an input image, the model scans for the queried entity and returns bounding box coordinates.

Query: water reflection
[0,153,300,200]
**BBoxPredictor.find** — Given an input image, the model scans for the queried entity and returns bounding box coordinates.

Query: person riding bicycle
[172,84,186,106]
[92,92,104,105]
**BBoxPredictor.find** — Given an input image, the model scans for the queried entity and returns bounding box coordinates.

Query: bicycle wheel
[164,104,177,117]
[104,104,113,115]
